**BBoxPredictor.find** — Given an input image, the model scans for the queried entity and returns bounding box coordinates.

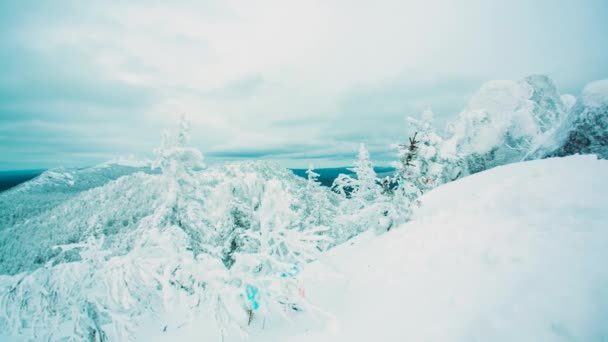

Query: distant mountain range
[290,166,395,187]
[0,170,45,192]
[0,166,396,192]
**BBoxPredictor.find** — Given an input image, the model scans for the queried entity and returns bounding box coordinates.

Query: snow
[0,164,156,231]
[0,122,351,341]
[1,110,607,340]
[443,79,535,156]
[131,155,608,342]
[531,79,608,159]
[441,75,567,175]
[581,79,608,108]
[561,94,577,112]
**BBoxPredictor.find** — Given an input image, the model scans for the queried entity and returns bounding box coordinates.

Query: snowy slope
[153,155,608,341]
[0,161,156,229]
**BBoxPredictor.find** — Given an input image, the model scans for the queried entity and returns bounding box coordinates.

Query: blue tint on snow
[245,284,260,310]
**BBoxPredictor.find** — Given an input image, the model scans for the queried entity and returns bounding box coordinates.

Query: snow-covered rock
[535,79,608,159]
[152,155,606,342]
[443,75,566,174]
[560,94,577,112]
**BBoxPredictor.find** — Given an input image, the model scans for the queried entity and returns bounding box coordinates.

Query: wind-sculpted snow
[442,75,566,175]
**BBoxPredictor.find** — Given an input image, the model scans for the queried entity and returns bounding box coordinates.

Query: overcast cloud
[1,0,607,170]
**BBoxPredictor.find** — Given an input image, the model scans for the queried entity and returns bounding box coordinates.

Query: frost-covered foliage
[0,163,156,230]
[332,144,395,240]
[333,144,381,202]
[526,75,567,132]
[533,79,608,159]
[442,75,567,175]
[394,110,452,192]
[0,119,338,341]
[560,94,577,113]
[302,165,338,250]
[386,110,456,224]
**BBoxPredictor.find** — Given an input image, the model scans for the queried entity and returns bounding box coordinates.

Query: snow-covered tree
[153,115,205,178]
[229,180,330,325]
[352,144,382,201]
[390,110,450,222]
[303,165,336,238]
[442,75,567,175]
[400,110,448,192]
[0,117,337,341]
[531,79,608,160]
[331,144,394,241]
[391,130,422,220]
[333,144,381,202]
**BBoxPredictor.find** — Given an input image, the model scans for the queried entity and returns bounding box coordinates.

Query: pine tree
[352,143,381,202]
[332,143,380,202]
[305,165,331,226]
[406,110,448,192]
[391,110,449,221]
[304,164,338,250]
[331,144,393,241]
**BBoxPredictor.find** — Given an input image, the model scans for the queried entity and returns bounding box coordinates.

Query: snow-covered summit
[442,75,566,174]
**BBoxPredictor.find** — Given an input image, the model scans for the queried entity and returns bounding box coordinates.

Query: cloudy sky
[1,0,607,170]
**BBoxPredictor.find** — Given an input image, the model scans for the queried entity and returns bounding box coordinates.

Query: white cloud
[1,0,607,169]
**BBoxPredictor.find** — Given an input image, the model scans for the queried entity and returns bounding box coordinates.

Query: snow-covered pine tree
[352,144,382,202]
[302,164,339,251]
[304,165,333,226]
[405,110,448,192]
[332,144,381,202]
[390,131,421,222]
[331,144,393,241]
[391,110,458,223]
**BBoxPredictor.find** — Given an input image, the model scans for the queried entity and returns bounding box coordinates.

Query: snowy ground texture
[136,155,608,341]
